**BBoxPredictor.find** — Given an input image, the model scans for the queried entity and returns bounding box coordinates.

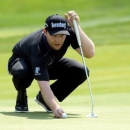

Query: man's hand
[37,80,66,118]
[53,108,65,118]
[65,10,80,28]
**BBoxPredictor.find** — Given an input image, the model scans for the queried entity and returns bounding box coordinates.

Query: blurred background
[0,0,130,105]
[0,1,130,129]
[1,0,130,50]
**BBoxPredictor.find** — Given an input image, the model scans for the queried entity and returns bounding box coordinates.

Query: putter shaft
[73,19,95,115]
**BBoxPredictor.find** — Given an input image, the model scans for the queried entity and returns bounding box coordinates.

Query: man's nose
[55,37,61,42]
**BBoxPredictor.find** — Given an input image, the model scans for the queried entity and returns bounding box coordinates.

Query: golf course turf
[0,0,130,129]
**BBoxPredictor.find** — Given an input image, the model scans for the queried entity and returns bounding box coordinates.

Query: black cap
[45,14,70,35]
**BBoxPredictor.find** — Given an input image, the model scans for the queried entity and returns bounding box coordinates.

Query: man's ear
[43,28,47,36]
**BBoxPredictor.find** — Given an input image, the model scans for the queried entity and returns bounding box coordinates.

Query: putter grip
[73,20,81,46]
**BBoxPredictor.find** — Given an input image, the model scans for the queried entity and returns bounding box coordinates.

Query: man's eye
[60,34,65,37]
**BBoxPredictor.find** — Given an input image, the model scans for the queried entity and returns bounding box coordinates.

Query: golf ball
[61,113,67,118]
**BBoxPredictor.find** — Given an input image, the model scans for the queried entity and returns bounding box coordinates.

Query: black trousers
[9,57,89,102]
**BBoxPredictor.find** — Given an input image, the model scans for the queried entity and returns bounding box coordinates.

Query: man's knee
[10,59,30,79]
[13,67,29,79]
[74,65,89,81]
[81,66,89,78]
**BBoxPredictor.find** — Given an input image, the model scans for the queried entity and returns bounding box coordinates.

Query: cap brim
[48,30,70,36]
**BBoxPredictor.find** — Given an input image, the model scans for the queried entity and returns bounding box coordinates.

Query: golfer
[8,10,95,118]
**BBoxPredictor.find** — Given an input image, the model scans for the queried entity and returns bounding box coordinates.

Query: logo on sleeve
[35,67,41,75]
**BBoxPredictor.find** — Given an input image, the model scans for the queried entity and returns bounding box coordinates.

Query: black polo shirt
[12,28,79,81]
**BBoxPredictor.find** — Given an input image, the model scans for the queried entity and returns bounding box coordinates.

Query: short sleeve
[68,27,79,49]
[31,56,49,81]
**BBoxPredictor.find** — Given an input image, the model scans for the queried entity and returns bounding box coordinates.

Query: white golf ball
[61,113,67,118]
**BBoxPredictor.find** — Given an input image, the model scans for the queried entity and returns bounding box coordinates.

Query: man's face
[43,29,66,50]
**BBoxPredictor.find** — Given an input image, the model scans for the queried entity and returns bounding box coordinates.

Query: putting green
[0,96,130,130]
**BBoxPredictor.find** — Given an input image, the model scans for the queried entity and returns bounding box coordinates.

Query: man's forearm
[37,80,60,111]
[78,26,95,58]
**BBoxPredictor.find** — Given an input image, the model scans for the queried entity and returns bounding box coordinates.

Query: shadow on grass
[0,111,81,120]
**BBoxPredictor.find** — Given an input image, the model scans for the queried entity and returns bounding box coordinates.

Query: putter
[73,19,97,118]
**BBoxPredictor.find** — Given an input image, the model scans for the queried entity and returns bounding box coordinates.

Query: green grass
[0,0,130,129]
[1,45,130,129]
[1,40,130,129]
[0,0,130,50]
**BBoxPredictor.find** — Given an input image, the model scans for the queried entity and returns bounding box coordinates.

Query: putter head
[86,113,98,118]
